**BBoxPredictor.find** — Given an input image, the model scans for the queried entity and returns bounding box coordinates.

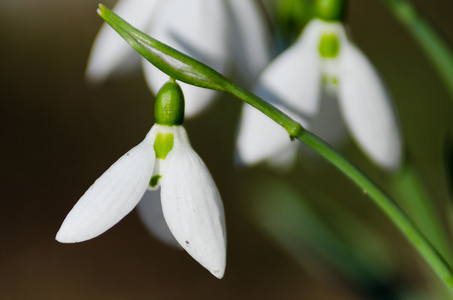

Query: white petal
[56,127,157,243]
[137,189,181,248]
[236,102,307,167]
[85,0,159,84]
[143,0,228,118]
[160,126,226,278]
[226,0,271,81]
[257,20,323,117]
[337,43,402,170]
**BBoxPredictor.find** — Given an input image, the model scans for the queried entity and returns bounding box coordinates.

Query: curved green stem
[96,4,453,291]
[380,0,453,98]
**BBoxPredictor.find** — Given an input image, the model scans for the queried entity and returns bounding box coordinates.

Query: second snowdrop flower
[237,0,402,171]
[56,79,226,278]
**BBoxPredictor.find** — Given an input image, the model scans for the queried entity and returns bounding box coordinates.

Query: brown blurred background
[1,0,453,299]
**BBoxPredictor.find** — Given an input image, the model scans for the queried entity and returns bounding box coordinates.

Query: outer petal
[256,20,323,118]
[85,0,159,84]
[143,0,228,118]
[236,102,307,167]
[160,126,226,278]
[337,42,402,170]
[137,189,181,248]
[226,0,271,82]
[56,127,157,243]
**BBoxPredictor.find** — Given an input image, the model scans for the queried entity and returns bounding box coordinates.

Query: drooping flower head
[86,0,270,118]
[57,80,227,278]
[237,0,402,171]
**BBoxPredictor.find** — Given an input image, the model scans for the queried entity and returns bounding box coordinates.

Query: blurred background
[1,0,453,299]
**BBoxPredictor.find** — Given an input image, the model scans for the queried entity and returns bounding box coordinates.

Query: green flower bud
[313,0,346,21]
[154,79,185,126]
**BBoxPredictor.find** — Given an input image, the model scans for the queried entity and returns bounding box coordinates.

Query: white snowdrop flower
[86,0,270,118]
[56,80,226,278]
[236,14,402,171]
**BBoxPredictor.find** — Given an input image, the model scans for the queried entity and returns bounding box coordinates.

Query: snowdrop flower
[86,0,270,118]
[236,0,402,171]
[56,80,226,278]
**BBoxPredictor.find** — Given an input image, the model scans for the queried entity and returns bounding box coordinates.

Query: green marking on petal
[319,34,340,58]
[154,132,174,159]
[150,175,162,188]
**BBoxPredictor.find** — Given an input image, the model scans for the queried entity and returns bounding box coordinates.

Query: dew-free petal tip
[210,261,226,279]
[55,229,91,244]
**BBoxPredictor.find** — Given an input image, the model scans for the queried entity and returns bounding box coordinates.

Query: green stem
[380,0,453,98]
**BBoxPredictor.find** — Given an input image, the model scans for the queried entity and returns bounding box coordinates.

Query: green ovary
[319,34,340,58]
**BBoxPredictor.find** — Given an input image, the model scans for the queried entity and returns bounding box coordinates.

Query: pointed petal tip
[55,225,95,244]
[375,148,403,172]
[85,56,115,87]
[84,71,105,88]
[211,267,225,279]
[55,231,70,244]
[194,247,225,279]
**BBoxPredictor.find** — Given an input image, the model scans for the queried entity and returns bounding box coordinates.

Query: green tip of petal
[319,34,340,58]
[313,0,346,21]
[155,79,185,126]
